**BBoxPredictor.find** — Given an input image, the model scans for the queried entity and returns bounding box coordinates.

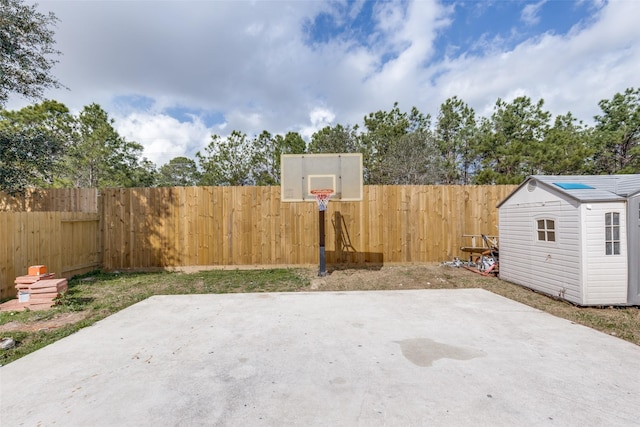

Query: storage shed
[498,175,640,306]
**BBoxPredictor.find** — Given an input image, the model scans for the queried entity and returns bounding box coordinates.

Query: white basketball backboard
[280,153,363,202]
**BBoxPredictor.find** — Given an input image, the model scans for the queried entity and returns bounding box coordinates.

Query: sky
[8,0,640,167]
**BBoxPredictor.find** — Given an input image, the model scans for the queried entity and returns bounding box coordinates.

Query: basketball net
[310,189,334,211]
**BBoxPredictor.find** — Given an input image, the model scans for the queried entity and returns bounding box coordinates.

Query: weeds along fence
[0,185,515,299]
[0,189,101,300]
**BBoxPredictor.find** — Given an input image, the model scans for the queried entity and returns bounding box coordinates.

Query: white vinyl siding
[582,203,627,305]
[628,195,640,304]
[499,191,582,304]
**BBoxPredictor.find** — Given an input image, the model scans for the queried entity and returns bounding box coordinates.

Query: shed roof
[498,174,640,207]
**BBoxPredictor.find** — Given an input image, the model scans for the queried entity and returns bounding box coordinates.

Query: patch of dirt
[0,312,87,333]
[305,263,491,291]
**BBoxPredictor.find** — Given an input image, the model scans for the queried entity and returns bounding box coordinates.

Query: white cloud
[348,0,367,20]
[374,2,406,34]
[115,113,212,167]
[300,107,336,140]
[521,0,548,26]
[372,1,438,81]
[6,0,640,166]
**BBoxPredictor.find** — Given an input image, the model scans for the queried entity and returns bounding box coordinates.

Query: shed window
[605,212,620,255]
[536,219,555,242]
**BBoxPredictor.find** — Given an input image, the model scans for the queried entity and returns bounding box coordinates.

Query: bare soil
[306,264,492,291]
[0,312,88,333]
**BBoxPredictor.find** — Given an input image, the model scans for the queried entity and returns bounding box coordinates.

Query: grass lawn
[1,265,638,366]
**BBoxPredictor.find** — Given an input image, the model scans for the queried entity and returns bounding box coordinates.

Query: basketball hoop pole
[318,208,326,276]
[311,189,333,277]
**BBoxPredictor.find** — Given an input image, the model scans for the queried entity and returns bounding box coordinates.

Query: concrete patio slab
[1,289,639,426]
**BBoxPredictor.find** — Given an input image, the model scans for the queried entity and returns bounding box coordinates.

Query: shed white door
[630,195,640,304]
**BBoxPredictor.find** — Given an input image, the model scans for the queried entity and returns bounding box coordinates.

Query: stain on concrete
[395,338,485,367]
[228,364,257,380]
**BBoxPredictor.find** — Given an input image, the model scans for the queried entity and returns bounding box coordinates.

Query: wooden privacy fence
[101,185,515,270]
[0,211,101,299]
[0,185,515,298]
[0,188,99,212]
[0,188,99,299]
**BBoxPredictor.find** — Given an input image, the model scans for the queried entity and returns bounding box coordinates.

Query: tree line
[1,88,639,194]
[1,0,638,194]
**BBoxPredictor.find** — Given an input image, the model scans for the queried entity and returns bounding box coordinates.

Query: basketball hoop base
[318,246,327,277]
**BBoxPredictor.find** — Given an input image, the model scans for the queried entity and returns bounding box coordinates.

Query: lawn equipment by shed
[459,234,499,277]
